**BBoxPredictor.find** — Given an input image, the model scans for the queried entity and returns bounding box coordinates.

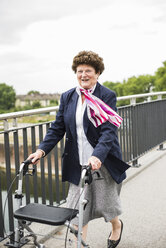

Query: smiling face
[76,64,100,89]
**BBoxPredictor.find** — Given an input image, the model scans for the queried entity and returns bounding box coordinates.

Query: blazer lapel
[67,90,79,138]
[93,81,101,98]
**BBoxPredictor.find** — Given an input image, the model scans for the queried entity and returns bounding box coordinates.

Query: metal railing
[1,91,166,131]
[117,91,166,105]
[0,92,166,242]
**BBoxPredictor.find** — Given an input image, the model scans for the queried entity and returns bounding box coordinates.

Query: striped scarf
[80,88,123,128]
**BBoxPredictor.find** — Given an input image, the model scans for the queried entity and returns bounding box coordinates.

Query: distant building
[15,93,61,107]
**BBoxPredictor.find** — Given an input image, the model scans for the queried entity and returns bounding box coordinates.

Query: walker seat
[14,203,78,225]
[11,160,91,247]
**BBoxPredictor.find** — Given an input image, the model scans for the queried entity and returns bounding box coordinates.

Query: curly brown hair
[72,50,105,75]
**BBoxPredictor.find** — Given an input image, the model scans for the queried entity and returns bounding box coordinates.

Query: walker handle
[23,159,36,176]
[84,165,92,185]
[24,158,33,166]
[86,164,92,171]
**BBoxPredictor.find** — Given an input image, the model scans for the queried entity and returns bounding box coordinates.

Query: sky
[0,0,166,95]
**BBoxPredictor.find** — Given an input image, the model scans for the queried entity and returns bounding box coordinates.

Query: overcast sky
[0,0,166,95]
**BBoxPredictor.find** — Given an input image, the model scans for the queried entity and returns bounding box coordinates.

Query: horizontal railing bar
[0,106,59,120]
[118,98,164,110]
[0,121,52,134]
[117,91,166,101]
[0,92,166,121]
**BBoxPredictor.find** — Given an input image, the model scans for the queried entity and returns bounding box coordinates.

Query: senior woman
[28,51,130,248]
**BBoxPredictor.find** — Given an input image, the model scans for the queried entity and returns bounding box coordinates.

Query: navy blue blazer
[38,82,130,185]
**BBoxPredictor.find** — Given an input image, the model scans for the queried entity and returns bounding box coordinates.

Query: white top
[75,85,96,165]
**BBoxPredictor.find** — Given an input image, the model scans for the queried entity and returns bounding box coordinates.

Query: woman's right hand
[27,149,45,164]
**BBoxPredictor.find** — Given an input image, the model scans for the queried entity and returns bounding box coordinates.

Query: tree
[103,81,124,96]
[103,81,120,94]
[103,81,129,106]
[154,61,166,91]
[50,99,59,106]
[0,83,16,112]
[123,75,155,96]
[32,101,42,109]
[27,90,40,96]
[103,75,155,97]
[103,75,155,106]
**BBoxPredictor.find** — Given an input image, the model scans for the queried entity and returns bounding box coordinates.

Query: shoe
[107,219,123,248]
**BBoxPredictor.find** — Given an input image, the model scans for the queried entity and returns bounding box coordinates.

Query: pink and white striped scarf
[80,88,123,128]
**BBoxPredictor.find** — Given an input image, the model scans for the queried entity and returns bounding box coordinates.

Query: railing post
[131,105,141,167]
[147,96,152,102]
[4,132,15,243]
[3,119,9,131]
[31,126,38,203]
[0,172,4,239]
[60,138,66,200]
[12,118,17,128]
[46,123,53,205]
[23,128,30,204]
[53,145,60,204]
[159,143,163,150]
[157,143,166,151]
[130,97,136,105]
[39,124,46,204]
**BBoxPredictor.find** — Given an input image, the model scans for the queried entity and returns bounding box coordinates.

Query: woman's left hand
[88,156,102,170]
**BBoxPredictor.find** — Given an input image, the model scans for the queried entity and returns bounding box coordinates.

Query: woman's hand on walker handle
[28,149,45,164]
[88,156,102,170]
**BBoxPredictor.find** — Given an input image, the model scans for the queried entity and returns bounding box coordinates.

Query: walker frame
[5,160,92,248]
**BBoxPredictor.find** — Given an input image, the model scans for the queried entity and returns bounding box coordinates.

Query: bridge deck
[1,145,166,248]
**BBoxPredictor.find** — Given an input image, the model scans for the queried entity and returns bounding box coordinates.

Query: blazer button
[65,153,68,156]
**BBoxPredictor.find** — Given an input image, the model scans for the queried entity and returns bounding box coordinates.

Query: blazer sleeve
[92,90,119,163]
[38,93,66,155]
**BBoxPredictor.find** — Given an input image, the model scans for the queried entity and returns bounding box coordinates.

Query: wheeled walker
[6,159,93,248]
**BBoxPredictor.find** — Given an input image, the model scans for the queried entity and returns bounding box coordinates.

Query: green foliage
[103,81,126,106]
[103,81,121,97]
[123,75,155,104]
[27,90,40,95]
[103,62,166,103]
[0,83,16,112]
[123,75,155,95]
[154,61,166,91]
[103,74,156,106]
[50,99,59,106]
[31,101,42,109]
[103,75,155,96]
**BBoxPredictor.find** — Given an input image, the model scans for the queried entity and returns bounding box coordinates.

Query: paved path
[42,148,166,248]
